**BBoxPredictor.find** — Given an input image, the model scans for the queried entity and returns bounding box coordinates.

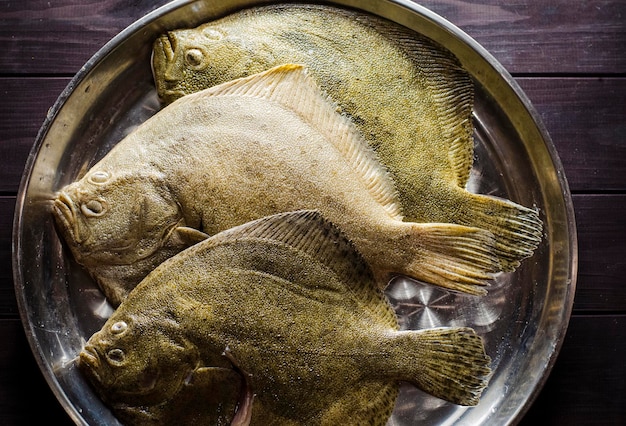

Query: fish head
[152,22,276,104]
[52,169,193,305]
[79,311,198,407]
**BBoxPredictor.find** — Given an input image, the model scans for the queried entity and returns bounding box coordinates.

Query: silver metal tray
[13,0,577,424]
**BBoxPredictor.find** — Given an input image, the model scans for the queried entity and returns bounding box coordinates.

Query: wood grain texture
[519,77,626,192]
[0,198,17,318]
[1,77,624,193]
[419,0,626,74]
[520,315,626,425]
[1,0,624,75]
[0,78,69,193]
[1,0,624,424]
[0,0,167,75]
[572,195,626,313]
[0,320,74,426]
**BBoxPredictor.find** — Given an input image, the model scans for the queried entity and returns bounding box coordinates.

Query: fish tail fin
[460,193,543,271]
[386,222,500,295]
[393,327,491,406]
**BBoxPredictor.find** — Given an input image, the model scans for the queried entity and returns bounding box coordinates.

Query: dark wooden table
[1,1,624,424]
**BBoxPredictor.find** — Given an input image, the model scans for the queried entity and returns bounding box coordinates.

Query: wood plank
[2,315,623,424]
[572,194,626,313]
[418,0,626,74]
[0,197,17,318]
[3,194,626,318]
[520,315,626,425]
[518,77,626,192]
[1,77,624,193]
[0,0,624,75]
[0,319,74,426]
[0,78,69,193]
[0,0,168,75]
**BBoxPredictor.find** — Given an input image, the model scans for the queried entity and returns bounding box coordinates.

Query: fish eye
[88,171,110,185]
[107,348,126,365]
[81,199,106,217]
[201,28,223,41]
[111,321,128,335]
[184,48,206,69]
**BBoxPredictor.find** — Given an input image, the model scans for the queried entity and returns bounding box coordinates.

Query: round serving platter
[13,0,577,425]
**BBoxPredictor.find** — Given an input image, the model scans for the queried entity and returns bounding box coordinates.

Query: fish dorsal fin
[211,210,372,284]
[188,64,402,220]
[402,37,475,187]
[369,21,476,187]
[210,210,398,329]
[419,45,475,187]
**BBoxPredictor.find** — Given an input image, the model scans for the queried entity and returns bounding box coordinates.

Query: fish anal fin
[382,24,476,187]
[321,382,398,426]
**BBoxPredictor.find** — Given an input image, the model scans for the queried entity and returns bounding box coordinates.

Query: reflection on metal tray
[12,1,577,425]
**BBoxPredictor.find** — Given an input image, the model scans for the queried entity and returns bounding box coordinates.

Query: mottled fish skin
[53,64,501,306]
[52,171,209,304]
[152,3,543,272]
[78,210,492,425]
[79,298,243,425]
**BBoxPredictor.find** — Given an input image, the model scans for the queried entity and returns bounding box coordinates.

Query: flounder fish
[53,64,500,306]
[152,3,543,271]
[78,210,492,425]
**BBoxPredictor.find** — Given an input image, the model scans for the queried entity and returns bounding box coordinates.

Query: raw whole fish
[78,210,492,425]
[53,64,499,306]
[152,3,543,271]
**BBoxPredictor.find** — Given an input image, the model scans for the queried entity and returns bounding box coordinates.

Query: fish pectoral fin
[113,404,156,423]
[231,377,255,426]
[222,349,255,426]
[187,366,242,388]
[167,226,210,248]
[188,366,245,415]
[94,274,133,308]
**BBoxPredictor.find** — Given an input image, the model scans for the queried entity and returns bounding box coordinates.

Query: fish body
[78,210,492,425]
[152,3,543,271]
[53,64,500,306]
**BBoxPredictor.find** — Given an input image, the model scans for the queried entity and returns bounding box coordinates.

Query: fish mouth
[78,344,102,381]
[159,32,176,63]
[162,88,186,97]
[152,33,187,103]
[52,191,83,243]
